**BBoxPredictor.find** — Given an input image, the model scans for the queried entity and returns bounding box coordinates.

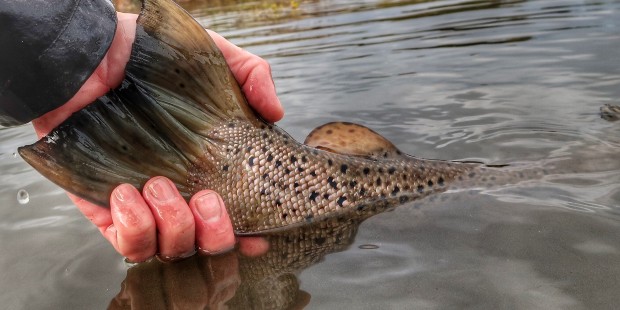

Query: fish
[18,0,525,234]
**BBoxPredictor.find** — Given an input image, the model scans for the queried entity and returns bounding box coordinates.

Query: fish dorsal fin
[304,122,403,159]
[127,0,260,135]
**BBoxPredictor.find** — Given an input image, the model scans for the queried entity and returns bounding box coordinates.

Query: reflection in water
[110,211,368,309]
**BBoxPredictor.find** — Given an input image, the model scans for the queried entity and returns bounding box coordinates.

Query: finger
[142,176,196,259]
[238,237,270,257]
[109,184,157,262]
[69,193,112,230]
[208,30,284,123]
[189,191,236,254]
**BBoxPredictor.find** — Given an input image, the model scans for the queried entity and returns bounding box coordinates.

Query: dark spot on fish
[310,170,317,177]
[302,156,308,163]
[246,146,252,152]
[326,130,333,134]
[260,189,266,195]
[260,124,266,129]
[276,199,282,206]
[380,194,386,198]
[402,174,408,181]
[305,214,314,222]
[388,167,396,174]
[419,166,426,171]
[357,204,366,211]
[312,150,319,155]
[262,133,268,139]
[174,68,180,74]
[359,187,366,195]
[234,148,240,155]
[267,154,273,162]
[341,164,348,173]
[261,146,267,152]
[337,196,347,207]
[378,168,384,173]
[363,167,370,175]
[468,172,476,178]
[285,168,291,174]
[327,177,337,189]
[376,178,382,186]
[349,180,357,187]
[384,152,388,158]
[282,213,288,219]
[179,83,185,89]
[314,237,326,245]
[309,191,319,201]
[248,157,255,167]
[417,185,424,193]
[222,165,229,171]
[458,176,463,181]
[392,186,400,195]
[323,193,330,200]
[290,155,297,163]
[294,182,299,188]
[228,123,235,128]
[396,150,402,155]
[268,139,274,144]
[438,177,445,186]
[328,159,333,166]
[399,196,409,203]
[297,167,305,173]
[262,173,268,179]
[275,160,282,168]
[121,145,128,151]
[427,180,434,187]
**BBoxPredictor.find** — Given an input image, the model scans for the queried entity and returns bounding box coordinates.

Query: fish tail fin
[19,0,261,206]
[19,81,194,206]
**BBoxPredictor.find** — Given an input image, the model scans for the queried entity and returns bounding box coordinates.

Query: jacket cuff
[0,0,117,127]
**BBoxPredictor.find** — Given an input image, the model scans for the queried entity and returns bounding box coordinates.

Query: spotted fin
[18,0,260,206]
[304,122,403,159]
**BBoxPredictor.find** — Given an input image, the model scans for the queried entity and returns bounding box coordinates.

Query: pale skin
[32,13,277,262]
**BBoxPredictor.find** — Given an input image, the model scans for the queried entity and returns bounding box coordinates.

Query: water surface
[1,0,619,309]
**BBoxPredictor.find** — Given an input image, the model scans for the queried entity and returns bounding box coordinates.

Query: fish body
[20,0,491,234]
[189,119,476,232]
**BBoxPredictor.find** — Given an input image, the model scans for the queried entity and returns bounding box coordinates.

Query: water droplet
[358,244,379,250]
[17,189,29,204]
[12,152,17,158]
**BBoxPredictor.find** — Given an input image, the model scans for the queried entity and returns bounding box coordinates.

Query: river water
[1,0,619,309]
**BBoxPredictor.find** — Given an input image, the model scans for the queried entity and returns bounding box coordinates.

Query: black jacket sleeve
[0,0,117,127]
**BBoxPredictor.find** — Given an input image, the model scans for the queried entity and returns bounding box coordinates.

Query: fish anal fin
[304,122,402,159]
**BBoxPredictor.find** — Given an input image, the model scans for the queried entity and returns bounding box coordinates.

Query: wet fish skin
[189,119,477,233]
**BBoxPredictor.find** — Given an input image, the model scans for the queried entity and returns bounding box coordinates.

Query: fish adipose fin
[19,0,258,206]
[304,122,403,159]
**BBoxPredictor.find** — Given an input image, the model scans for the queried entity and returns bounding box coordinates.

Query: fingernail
[114,184,137,203]
[195,193,222,223]
[147,178,175,201]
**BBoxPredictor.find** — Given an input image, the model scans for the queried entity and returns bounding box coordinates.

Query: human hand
[31,13,277,262]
